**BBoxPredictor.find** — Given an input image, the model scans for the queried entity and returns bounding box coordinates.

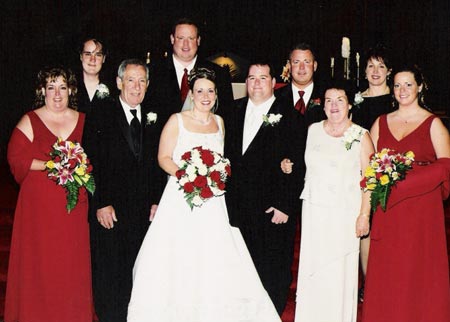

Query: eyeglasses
[82,51,104,59]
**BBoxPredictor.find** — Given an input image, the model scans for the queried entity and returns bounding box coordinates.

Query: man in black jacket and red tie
[148,18,233,130]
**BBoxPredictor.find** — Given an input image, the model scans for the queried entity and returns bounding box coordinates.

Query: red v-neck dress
[363,114,450,322]
[5,111,93,322]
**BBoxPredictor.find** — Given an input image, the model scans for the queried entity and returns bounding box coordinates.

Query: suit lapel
[116,100,136,156]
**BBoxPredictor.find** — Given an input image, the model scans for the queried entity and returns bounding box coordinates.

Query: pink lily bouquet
[360,148,414,212]
[45,138,95,212]
[175,146,231,210]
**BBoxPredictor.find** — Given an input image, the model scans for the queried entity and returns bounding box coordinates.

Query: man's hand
[97,205,117,229]
[149,204,158,222]
[265,207,289,224]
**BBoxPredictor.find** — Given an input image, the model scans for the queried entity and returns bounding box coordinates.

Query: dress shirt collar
[173,55,198,87]
[292,82,314,106]
[119,96,141,124]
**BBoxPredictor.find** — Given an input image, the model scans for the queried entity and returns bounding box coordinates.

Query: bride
[127,68,280,322]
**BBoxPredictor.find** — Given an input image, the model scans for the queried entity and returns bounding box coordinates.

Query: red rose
[225,165,231,176]
[86,164,93,173]
[210,170,221,183]
[181,151,191,160]
[360,177,367,188]
[193,175,207,188]
[68,159,78,169]
[183,182,194,193]
[200,186,213,198]
[54,155,61,163]
[217,182,226,190]
[175,169,186,179]
[200,150,215,166]
[376,172,382,179]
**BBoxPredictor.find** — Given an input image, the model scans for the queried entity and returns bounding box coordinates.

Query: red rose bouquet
[45,138,95,213]
[175,146,231,210]
[360,148,414,212]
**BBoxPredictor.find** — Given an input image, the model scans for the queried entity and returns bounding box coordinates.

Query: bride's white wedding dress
[127,114,280,322]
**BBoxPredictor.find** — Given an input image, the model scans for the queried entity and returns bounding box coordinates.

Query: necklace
[325,120,350,137]
[191,110,212,125]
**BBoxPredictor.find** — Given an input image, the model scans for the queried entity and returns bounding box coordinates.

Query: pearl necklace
[191,110,212,125]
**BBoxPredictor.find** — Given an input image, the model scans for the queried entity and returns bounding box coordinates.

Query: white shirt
[291,82,314,107]
[119,97,142,125]
[242,95,276,154]
[173,55,197,88]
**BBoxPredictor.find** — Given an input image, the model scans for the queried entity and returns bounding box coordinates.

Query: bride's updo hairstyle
[188,67,216,90]
[188,67,218,112]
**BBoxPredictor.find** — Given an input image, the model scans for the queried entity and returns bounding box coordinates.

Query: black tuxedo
[148,55,234,130]
[275,81,325,127]
[224,96,301,314]
[83,98,163,322]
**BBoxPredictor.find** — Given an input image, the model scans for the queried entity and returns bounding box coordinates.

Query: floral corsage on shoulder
[262,113,282,127]
[353,91,364,108]
[95,83,110,99]
[342,124,365,150]
[146,112,157,125]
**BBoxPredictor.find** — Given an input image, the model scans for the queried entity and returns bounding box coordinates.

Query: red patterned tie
[294,90,306,115]
[180,68,189,103]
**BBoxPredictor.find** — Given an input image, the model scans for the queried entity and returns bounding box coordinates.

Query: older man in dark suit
[149,18,233,129]
[224,62,304,315]
[83,59,163,322]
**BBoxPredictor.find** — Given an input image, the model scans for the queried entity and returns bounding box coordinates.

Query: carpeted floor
[0,160,449,322]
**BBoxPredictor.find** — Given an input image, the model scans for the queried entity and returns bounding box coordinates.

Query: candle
[341,37,350,58]
[331,57,334,67]
[356,52,360,67]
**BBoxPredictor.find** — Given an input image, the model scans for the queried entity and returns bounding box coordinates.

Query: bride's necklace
[191,110,212,125]
[325,120,350,137]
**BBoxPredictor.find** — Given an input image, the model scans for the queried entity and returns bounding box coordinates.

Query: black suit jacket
[83,98,163,226]
[76,75,115,116]
[148,56,234,130]
[275,81,325,127]
[224,96,300,228]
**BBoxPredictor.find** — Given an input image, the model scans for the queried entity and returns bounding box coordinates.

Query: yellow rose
[81,174,90,183]
[366,183,376,190]
[45,160,55,169]
[380,174,390,185]
[405,151,415,159]
[75,166,86,176]
[365,167,376,177]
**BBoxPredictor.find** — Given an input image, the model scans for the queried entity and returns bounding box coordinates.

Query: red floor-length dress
[363,114,450,322]
[5,111,93,322]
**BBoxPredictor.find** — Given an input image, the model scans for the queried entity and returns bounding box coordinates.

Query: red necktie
[180,68,189,103]
[294,90,306,115]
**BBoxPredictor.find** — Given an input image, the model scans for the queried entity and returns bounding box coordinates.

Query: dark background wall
[1,0,449,160]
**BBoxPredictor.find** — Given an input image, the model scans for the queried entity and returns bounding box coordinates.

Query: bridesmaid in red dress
[5,67,93,322]
[363,65,450,322]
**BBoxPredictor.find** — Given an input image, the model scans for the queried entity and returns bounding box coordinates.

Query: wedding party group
[4,17,450,322]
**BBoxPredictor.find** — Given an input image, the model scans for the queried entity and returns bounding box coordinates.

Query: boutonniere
[308,98,321,109]
[146,112,157,125]
[353,91,364,107]
[262,113,283,127]
[343,124,364,150]
[95,83,110,99]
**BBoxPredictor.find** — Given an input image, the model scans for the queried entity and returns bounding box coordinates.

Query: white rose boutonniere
[354,91,364,106]
[95,83,110,99]
[343,124,364,150]
[262,113,283,127]
[146,112,157,125]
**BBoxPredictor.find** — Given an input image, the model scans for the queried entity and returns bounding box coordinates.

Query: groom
[224,61,304,315]
[83,59,163,322]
